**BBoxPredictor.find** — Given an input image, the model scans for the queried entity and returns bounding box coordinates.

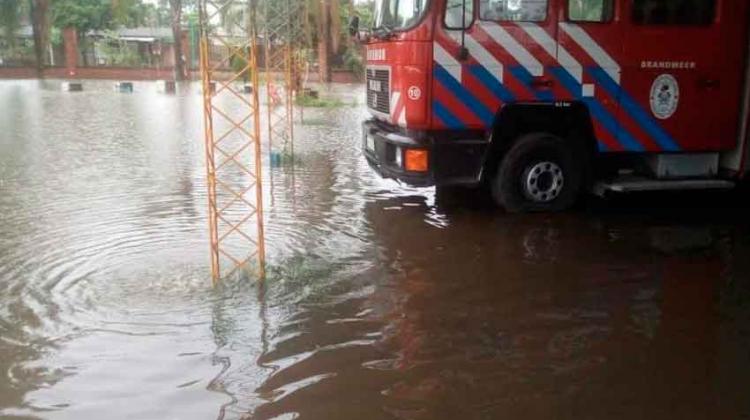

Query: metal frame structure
[199,0,266,282]
[263,0,305,158]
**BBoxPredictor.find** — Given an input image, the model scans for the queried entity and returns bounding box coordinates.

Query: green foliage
[337,0,374,36]
[336,0,372,77]
[51,0,111,33]
[50,0,160,34]
[0,37,35,65]
[354,1,375,29]
[112,0,133,26]
[97,38,142,66]
[295,94,346,108]
[230,53,251,81]
[112,0,156,27]
[49,26,61,46]
[342,45,363,78]
[0,0,33,64]
[142,3,172,27]
[337,1,374,44]
[0,0,22,47]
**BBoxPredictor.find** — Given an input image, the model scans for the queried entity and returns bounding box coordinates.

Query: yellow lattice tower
[263,0,305,158]
[199,0,265,282]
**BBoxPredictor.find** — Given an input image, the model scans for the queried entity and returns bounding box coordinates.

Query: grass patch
[295,94,346,108]
[270,150,302,167]
[299,118,334,126]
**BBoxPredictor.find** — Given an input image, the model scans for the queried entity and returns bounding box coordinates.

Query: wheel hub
[523,161,564,203]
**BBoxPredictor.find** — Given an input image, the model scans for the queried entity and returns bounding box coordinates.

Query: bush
[230,53,251,81]
[97,40,142,66]
[342,46,364,79]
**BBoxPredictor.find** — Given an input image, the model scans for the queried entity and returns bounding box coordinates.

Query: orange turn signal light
[404,149,429,172]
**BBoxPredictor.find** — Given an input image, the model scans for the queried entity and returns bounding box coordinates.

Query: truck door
[435,0,560,130]
[473,0,560,104]
[557,0,627,152]
[618,0,724,152]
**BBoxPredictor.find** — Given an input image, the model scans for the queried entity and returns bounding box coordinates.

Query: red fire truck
[355,0,750,212]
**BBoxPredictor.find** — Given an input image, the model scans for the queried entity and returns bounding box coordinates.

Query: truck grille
[366,67,390,115]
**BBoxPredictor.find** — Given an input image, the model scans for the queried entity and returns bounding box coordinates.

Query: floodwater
[1,79,749,420]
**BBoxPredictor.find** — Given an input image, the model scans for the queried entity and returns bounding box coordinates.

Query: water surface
[1,79,749,419]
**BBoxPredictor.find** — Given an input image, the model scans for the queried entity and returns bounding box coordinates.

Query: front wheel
[491,133,583,213]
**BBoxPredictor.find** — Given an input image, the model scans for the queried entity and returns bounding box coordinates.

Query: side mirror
[348,15,360,37]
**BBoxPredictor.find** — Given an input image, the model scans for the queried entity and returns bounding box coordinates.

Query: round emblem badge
[407,85,421,100]
[650,74,680,120]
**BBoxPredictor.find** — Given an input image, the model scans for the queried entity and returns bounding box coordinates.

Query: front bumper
[362,120,434,186]
[362,119,489,187]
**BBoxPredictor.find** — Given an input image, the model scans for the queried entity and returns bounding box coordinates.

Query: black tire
[491,133,583,213]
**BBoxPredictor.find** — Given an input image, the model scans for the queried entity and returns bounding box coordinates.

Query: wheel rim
[522,161,564,203]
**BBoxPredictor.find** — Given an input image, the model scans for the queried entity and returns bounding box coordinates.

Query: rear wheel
[491,133,583,213]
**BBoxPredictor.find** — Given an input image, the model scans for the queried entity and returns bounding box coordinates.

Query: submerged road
[0,80,749,419]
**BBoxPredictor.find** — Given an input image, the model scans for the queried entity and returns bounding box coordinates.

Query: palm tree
[169,0,186,80]
[313,0,340,82]
[29,0,49,74]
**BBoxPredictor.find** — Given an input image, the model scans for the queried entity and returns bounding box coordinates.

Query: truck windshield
[373,0,429,31]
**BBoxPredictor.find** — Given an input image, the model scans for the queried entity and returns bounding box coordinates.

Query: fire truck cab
[359,0,750,212]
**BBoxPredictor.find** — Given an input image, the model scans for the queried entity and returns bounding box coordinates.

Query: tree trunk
[29,0,49,76]
[346,0,353,47]
[169,0,185,81]
[317,0,331,83]
[330,0,339,53]
[62,27,78,76]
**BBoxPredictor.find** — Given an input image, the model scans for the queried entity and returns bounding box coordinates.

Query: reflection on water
[0,79,749,419]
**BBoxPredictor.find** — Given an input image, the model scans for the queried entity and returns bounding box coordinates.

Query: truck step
[594,176,735,196]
